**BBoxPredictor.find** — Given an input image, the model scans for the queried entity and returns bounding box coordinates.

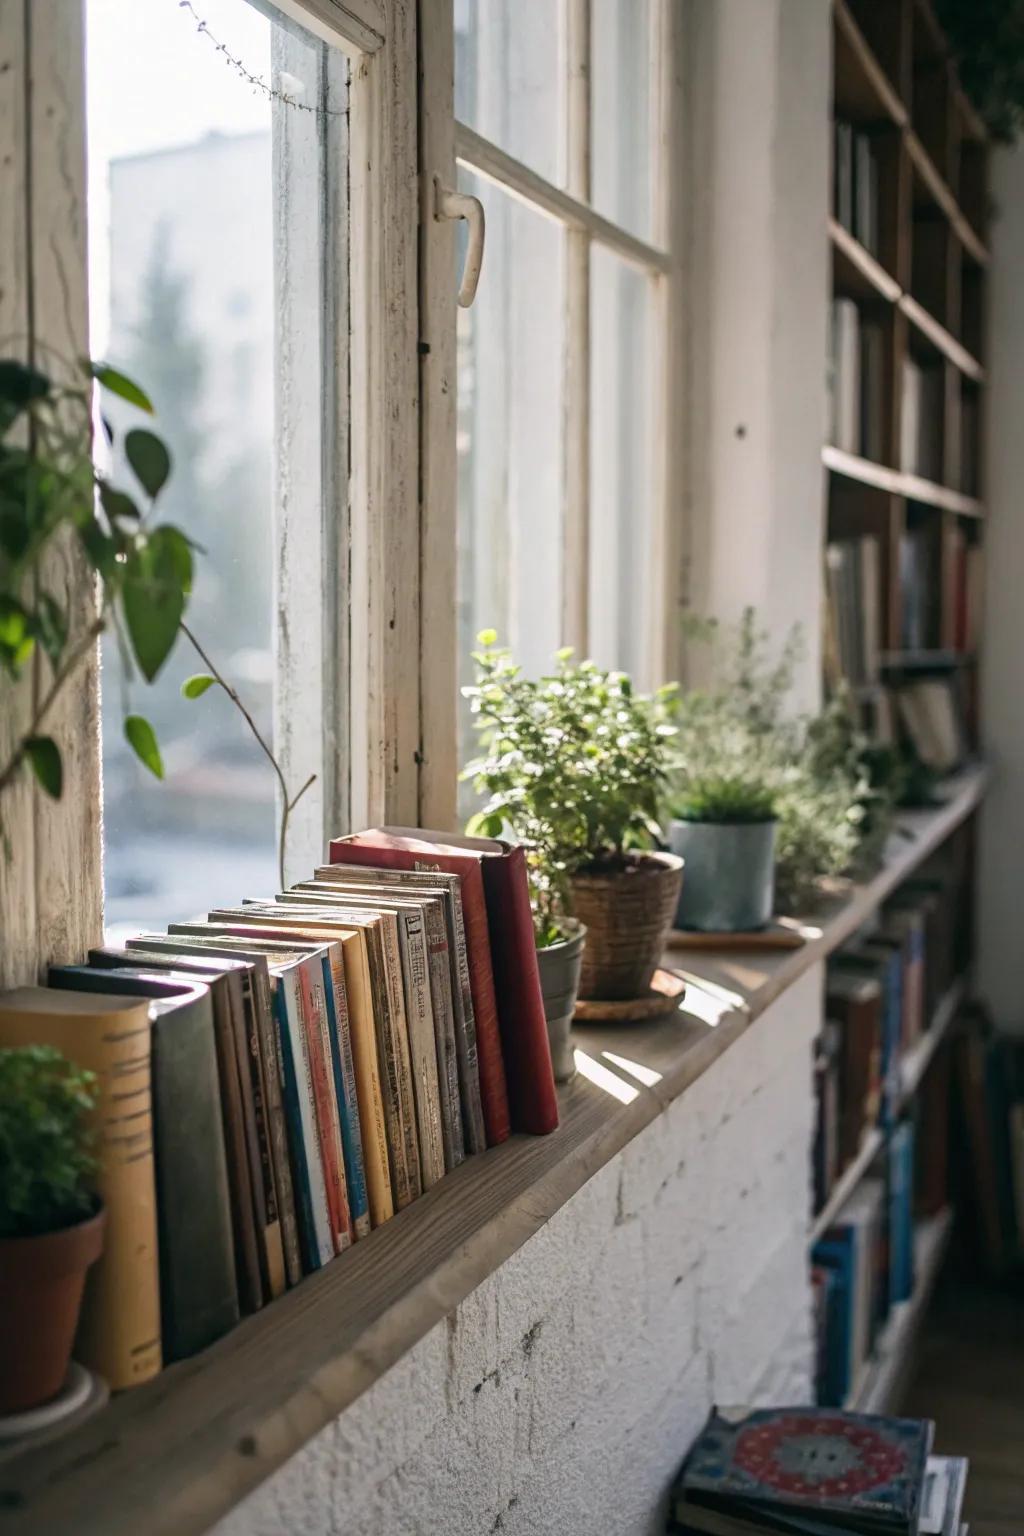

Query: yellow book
[0,987,162,1389]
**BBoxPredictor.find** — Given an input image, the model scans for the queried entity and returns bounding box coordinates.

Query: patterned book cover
[677,1407,932,1532]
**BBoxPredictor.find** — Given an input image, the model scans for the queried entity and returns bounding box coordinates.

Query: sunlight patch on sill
[573,1049,640,1104]
[601,1051,663,1088]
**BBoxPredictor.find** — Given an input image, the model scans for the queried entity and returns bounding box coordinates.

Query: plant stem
[181,622,316,887]
[0,615,106,799]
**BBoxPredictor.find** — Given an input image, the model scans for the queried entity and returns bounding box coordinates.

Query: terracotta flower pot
[569,851,684,1001]
[0,1205,106,1414]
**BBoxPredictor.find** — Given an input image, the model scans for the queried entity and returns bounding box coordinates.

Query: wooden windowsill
[0,764,989,1536]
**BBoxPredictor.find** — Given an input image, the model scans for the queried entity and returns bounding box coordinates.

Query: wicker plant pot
[569,851,683,1001]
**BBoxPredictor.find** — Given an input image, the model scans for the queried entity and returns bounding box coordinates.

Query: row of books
[811,1125,916,1407]
[814,869,964,1222]
[670,1404,969,1535]
[827,298,886,462]
[826,534,882,686]
[0,827,560,1392]
[834,120,880,258]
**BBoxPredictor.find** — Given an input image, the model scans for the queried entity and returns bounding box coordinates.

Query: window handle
[434,179,485,308]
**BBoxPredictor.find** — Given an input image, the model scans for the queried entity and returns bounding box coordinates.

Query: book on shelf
[888,1120,916,1307]
[825,536,882,687]
[824,968,883,1175]
[834,120,854,232]
[860,320,887,462]
[330,827,559,1138]
[814,1020,842,1212]
[670,1405,938,1534]
[47,966,240,1358]
[853,131,879,257]
[955,1018,1022,1275]
[0,988,162,1390]
[948,526,982,654]
[828,298,861,454]
[894,676,966,774]
[899,526,941,653]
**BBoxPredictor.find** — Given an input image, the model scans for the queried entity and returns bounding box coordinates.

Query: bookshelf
[813,0,989,1415]
[826,0,988,757]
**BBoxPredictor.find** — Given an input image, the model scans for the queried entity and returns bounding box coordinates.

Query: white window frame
[418,0,687,831]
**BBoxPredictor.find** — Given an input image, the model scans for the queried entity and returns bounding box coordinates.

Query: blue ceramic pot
[667,818,776,932]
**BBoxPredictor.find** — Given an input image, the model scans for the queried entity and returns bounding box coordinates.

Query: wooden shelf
[833,0,906,128]
[900,294,986,383]
[829,218,901,305]
[846,1207,954,1413]
[808,974,966,1246]
[0,767,989,1536]
[810,1128,886,1245]
[907,131,990,267]
[823,445,985,517]
[899,975,965,1104]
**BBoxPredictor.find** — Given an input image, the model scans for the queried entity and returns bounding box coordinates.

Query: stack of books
[669,1406,970,1534]
[0,827,559,1391]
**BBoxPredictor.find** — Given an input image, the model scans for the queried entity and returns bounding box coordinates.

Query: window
[444,0,684,820]
[87,0,356,933]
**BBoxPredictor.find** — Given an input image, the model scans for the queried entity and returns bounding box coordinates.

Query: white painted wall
[978,144,1024,1034]
[214,967,820,1536]
[683,0,831,710]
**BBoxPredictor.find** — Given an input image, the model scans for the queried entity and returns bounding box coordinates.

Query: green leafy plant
[0,355,189,809]
[462,632,677,946]
[936,0,1024,141]
[675,611,868,910]
[0,1046,98,1239]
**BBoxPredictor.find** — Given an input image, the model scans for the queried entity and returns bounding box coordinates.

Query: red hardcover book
[331,829,558,1137]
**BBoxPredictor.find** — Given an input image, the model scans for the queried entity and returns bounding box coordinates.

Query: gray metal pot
[667,818,777,932]
[535,919,587,1082]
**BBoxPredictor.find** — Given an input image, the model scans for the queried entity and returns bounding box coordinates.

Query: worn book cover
[0,987,162,1389]
[677,1406,932,1533]
[311,864,486,1156]
[117,943,298,1290]
[329,832,511,1146]
[49,966,239,1358]
[294,881,464,1173]
[169,927,352,1257]
[214,903,420,1211]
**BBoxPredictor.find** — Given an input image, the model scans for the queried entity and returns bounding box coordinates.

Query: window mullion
[562,0,591,655]
[648,0,687,689]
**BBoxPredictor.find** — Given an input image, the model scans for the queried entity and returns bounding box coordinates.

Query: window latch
[434,179,485,308]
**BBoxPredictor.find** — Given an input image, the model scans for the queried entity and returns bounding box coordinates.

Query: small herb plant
[0,355,188,809]
[668,700,780,825]
[0,1046,98,1239]
[674,610,869,910]
[462,632,677,946]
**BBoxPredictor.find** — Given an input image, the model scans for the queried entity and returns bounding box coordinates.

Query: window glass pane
[454,0,564,188]
[87,0,340,937]
[592,0,652,240]
[456,169,566,817]
[588,244,654,683]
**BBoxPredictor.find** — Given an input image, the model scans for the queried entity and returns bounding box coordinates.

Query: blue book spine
[272,980,319,1273]
[812,1235,855,1405]
[320,956,370,1239]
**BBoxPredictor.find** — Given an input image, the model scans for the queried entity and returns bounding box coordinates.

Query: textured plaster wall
[215,965,821,1536]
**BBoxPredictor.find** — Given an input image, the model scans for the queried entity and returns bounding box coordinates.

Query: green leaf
[0,596,28,652]
[78,515,118,580]
[121,528,190,681]
[476,628,498,647]
[98,481,140,525]
[125,428,171,500]
[87,361,153,413]
[0,361,49,434]
[124,715,164,780]
[181,673,216,700]
[25,736,62,799]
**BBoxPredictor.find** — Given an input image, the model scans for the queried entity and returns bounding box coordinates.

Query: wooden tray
[665,920,806,952]
[573,967,686,1023]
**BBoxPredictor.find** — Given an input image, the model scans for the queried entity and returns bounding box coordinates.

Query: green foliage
[935,0,1024,142]
[181,672,216,699]
[672,772,777,824]
[674,611,872,911]
[0,354,190,804]
[462,634,677,942]
[0,1046,98,1238]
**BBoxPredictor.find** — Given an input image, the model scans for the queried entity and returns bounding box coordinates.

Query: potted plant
[463,634,681,1016]
[0,1045,104,1413]
[667,760,779,933]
